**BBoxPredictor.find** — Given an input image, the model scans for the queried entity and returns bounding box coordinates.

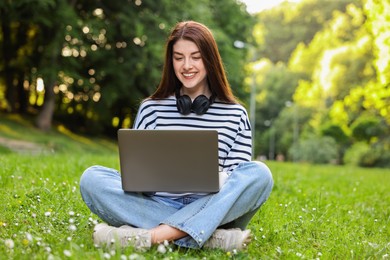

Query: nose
[183,58,193,70]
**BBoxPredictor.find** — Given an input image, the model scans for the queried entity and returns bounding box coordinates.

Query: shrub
[351,116,386,142]
[343,142,370,166]
[344,140,390,168]
[288,135,338,164]
[321,123,349,145]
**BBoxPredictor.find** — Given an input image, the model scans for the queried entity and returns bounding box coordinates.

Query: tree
[0,0,254,135]
[254,0,354,63]
[364,0,390,124]
[35,0,80,131]
[250,60,300,157]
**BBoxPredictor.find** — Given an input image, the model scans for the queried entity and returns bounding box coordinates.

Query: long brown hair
[150,21,237,103]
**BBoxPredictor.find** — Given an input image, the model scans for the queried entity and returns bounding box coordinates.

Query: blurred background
[1,0,389,168]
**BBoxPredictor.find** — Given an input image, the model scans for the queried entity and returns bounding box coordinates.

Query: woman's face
[172,39,208,97]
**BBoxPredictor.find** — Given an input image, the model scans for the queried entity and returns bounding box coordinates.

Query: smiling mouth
[182,73,195,78]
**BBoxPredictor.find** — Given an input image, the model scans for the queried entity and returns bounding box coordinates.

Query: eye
[192,56,201,60]
[173,56,183,61]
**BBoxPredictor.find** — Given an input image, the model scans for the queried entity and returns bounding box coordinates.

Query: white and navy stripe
[133,96,252,174]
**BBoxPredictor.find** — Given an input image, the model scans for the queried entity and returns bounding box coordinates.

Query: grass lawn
[1,114,389,259]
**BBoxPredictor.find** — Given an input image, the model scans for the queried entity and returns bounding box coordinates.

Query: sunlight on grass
[57,124,96,146]
[0,124,15,135]
[0,115,117,154]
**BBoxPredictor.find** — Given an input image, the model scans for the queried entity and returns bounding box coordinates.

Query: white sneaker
[203,228,251,252]
[93,223,151,250]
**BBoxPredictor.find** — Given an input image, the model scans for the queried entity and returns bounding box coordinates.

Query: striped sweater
[133,96,253,175]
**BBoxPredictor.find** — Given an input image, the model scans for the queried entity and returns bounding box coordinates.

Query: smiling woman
[79,20,274,252]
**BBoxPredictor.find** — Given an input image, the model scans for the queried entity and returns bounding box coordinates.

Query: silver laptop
[117,129,219,193]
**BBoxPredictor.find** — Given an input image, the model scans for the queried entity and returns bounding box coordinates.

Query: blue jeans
[79,161,273,249]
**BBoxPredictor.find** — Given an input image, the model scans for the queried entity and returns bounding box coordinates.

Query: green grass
[0,114,389,259]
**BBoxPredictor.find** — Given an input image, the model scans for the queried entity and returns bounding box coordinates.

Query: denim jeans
[79,161,273,249]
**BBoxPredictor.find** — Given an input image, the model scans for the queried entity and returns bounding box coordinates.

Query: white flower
[44,212,51,217]
[103,253,111,259]
[157,244,167,254]
[129,253,141,260]
[69,224,77,231]
[26,232,33,241]
[69,211,75,216]
[63,249,72,257]
[5,239,14,249]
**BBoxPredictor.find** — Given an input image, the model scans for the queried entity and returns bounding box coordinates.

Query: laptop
[117,129,220,193]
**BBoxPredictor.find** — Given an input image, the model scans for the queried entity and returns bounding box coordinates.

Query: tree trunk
[35,80,56,131]
[35,34,60,131]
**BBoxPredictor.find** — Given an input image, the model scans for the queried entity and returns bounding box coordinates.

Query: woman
[80,21,273,252]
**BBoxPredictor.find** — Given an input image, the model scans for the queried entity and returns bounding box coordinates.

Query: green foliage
[360,143,390,168]
[255,62,300,122]
[351,115,386,142]
[254,0,354,63]
[250,0,390,168]
[258,103,314,159]
[321,123,349,145]
[0,0,254,135]
[2,0,390,168]
[288,135,338,164]
[343,142,370,166]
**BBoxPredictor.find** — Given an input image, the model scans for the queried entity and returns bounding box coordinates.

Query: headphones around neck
[175,87,215,115]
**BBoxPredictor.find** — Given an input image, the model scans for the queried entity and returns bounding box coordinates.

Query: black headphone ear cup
[176,95,192,115]
[192,95,211,115]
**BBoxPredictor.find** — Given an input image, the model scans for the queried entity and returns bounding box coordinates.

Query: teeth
[183,73,195,77]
